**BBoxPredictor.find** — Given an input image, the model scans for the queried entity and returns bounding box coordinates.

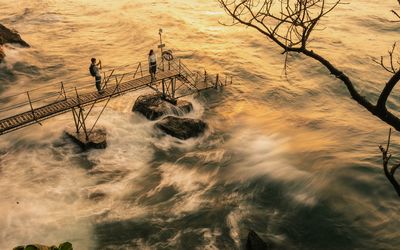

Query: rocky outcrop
[0,24,30,47]
[246,230,270,250]
[132,93,192,120]
[0,23,29,63]
[155,116,207,140]
[0,46,4,62]
[65,128,107,150]
[14,242,73,250]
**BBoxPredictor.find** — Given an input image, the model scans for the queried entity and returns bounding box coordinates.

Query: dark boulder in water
[0,23,30,47]
[246,230,270,250]
[13,242,73,250]
[0,23,29,63]
[155,116,207,140]
[132,93,193,120]
[65,128,107,150]
[0,47,4,62]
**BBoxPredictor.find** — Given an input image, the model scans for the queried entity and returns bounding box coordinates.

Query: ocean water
[1,0,400,249]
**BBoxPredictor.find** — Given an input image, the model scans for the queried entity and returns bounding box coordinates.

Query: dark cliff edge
[0,23,30,63]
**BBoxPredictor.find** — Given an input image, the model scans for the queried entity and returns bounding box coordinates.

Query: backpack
[89,64,96,77]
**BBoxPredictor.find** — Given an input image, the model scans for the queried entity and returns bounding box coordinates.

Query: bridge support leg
[162,79,166,98]
[67,106,107,150]
[71,106,89,140]
[171,78,175,99]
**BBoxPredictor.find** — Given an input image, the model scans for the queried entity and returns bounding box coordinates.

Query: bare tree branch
[391,0,400,22]
[218,0,400,131]
[379,128,400,197]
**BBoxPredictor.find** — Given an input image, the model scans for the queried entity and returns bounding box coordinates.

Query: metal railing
[0,59,157,120]
[0,57,234,121]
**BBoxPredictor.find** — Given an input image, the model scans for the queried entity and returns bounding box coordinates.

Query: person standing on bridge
[148,49,157,82]
[89,57,103,94]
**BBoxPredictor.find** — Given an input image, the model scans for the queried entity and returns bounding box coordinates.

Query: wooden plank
[15,116,24,124]
[7,118,16,127]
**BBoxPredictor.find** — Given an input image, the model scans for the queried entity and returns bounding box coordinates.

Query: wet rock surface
[132,93,192,120]
[155,116,207,140]
[0,24,30,47]
[246,230,270,250]
[13,242,73,250]
[0,47,4,62]
[65,128,107,150]
[0,23,29,63]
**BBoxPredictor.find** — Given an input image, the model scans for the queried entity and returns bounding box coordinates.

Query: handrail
[0,59,152,102]
[0,59,157,115]
[0,58,235,121]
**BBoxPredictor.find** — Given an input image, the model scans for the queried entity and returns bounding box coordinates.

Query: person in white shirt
[148,50,157,81]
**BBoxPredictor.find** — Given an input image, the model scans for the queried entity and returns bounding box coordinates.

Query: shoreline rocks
[0,23,30,47]
[0,23,30,63]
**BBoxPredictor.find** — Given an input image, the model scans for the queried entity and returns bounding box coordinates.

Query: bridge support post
[71,106,89,141]
[171,77,176,99]
[68,106,107,150]
[162,79,166,98]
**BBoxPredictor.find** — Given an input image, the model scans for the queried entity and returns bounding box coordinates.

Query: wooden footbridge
[0,58,231,137]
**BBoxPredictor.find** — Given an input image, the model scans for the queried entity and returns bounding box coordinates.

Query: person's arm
[97,60,102,69]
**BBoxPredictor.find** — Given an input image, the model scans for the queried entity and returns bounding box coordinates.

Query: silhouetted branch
[218,0,400,131]
[373,43,399,74]
[379,128,400,197]
[391,0,400,22]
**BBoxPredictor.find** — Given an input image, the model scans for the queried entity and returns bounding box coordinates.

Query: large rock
[0,23,30,47]
[0,23,29,63]
[65,128,107,150]
[132,93,193,120]
[0,46,4,62]
[13,242,73,250]
[155,116,207,140]
[246,230,270,250]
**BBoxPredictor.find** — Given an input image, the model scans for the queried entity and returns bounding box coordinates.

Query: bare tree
[379,128,400,197]
[218,0,400,131]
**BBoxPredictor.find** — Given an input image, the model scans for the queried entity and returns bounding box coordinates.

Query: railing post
[74,87,81,105]
[215,74,219,89]
[61,82,67,100]
[178,59,181,74]
[162,79,166,97]
[171,78,175,99]
[27,91,36,120]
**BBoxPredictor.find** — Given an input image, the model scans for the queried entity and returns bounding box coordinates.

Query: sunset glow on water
[1,0,400,249]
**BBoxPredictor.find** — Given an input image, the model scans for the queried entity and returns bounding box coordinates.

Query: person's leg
[151,64,156,80]
[149,67,153,81]
[95,76,101,92]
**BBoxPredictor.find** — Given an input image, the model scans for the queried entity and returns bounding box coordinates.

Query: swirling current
[1,0,400,249]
